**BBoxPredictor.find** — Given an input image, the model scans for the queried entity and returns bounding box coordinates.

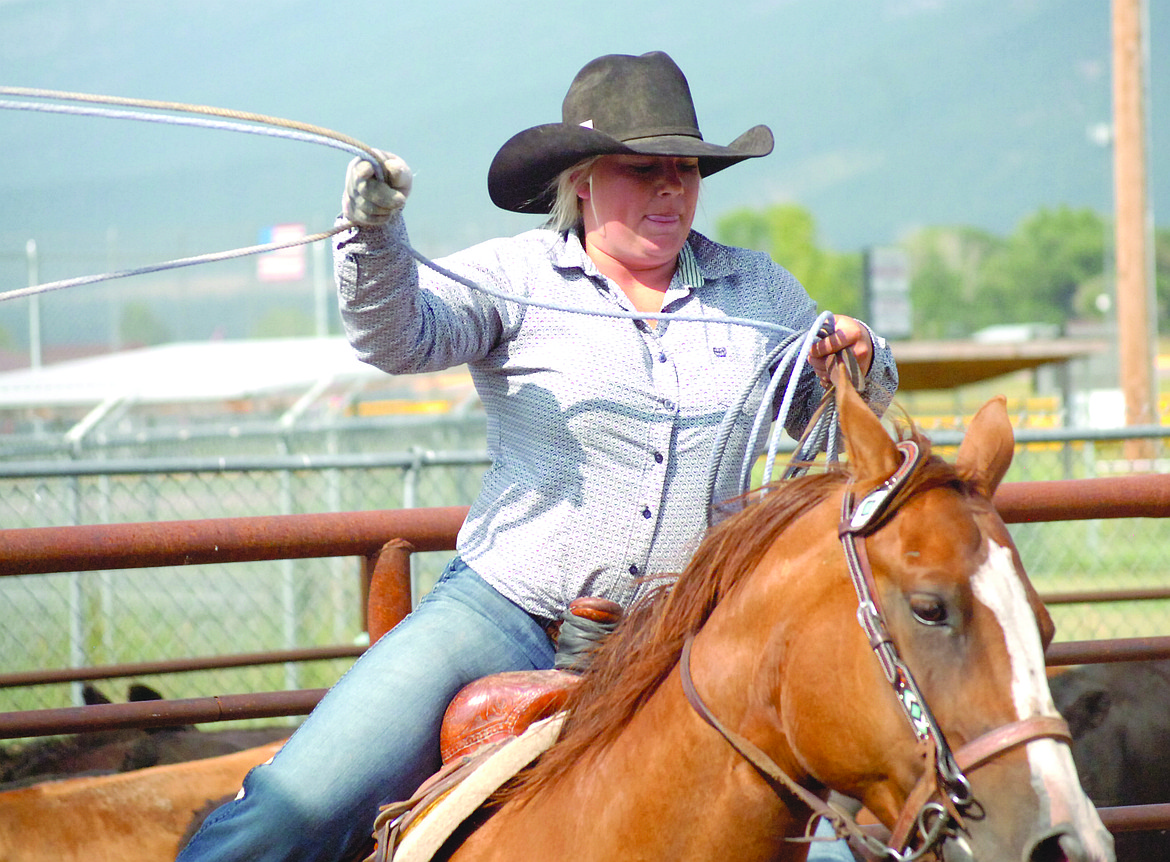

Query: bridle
[680,440,1072,861]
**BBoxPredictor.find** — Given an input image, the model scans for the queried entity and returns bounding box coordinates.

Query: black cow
[1049,659,1170,862]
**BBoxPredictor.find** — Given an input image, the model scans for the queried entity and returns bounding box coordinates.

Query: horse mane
[504,424,968,805]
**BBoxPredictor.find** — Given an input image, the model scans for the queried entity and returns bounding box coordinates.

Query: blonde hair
[544,156,601,233]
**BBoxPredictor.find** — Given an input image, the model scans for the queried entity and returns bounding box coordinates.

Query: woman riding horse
[176,50,897,862]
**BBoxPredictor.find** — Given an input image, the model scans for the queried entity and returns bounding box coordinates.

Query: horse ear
[956,396,1014,498]
[833,360,900,485]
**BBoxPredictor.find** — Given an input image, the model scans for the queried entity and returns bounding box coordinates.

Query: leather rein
[679,440,1072,861]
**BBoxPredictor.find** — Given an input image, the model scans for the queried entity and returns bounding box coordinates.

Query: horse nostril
[1028,828,1086,862]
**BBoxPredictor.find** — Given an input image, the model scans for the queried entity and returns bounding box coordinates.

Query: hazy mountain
[0,0,1164,350]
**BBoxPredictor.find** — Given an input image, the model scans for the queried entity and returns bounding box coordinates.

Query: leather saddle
[439,596,622,763]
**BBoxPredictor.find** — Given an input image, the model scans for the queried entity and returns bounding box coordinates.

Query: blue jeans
[177,557,555,862]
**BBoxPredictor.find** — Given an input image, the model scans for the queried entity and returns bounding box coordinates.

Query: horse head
[762,366,1115,861]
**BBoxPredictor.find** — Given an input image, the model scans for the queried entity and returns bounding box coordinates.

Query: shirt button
[642,507,652,519]
[653,451,664,463]
[658,352,667,363]
[663,399,675,411]
[629,564,639,576]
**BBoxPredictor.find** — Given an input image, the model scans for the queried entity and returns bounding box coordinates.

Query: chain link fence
[1,410,1167,716]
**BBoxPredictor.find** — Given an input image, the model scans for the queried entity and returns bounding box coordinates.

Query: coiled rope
[0,86,847,505]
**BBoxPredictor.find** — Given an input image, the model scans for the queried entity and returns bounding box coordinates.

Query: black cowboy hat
[487,51,774,214]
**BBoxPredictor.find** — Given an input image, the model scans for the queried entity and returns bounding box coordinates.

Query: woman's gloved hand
[342,150,413,227]
[553,597,623,673]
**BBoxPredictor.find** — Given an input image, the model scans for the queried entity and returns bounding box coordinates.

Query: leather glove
[342,150,413,227]
[552,598,623,673]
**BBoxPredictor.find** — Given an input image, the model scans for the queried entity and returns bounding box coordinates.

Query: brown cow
[0,739,284,862]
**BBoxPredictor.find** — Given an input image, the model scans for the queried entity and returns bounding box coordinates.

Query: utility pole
[1111,0,1157,462]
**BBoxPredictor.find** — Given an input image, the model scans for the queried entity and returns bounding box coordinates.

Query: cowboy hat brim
[487,122,774,214]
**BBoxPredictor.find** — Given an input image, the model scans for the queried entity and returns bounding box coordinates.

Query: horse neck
[456,501,848,862]
[511,667,811,861]
[545,518,842,858]
[675,493,888,803]
[460,625,817,862]
[683,507,840,778]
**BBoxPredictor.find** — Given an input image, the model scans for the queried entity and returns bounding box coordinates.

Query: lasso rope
[0,85,844,504]
[0,86,383,165]
[0,87,802,335]
[0,86,387,302]
[0,223,352,303]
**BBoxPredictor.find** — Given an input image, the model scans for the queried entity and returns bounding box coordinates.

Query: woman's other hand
[808,314,874,386]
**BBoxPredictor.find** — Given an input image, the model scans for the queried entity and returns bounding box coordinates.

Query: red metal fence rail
[1,476,1167,580]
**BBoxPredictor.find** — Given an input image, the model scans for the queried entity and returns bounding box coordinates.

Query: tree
[716,202,1130,341]
[979,206,1107,327]
[119,301,171,347]
[1155,226,1170,337]
[251,306,314,339]
[902,225,1002,339]
[716,204,862,317]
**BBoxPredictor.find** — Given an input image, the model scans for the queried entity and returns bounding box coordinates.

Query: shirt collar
[550,228,596,274]
[675,241,703,290]
[550,229,707,290]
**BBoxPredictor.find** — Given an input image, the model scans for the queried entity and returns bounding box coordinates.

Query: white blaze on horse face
[971,540,1113,859]
[971,542,1054,718]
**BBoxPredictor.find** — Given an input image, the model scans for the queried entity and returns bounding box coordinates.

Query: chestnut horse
[0,739,284,862]
[429,371,1113,861]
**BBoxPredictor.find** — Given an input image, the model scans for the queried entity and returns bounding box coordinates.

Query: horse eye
[910,594,949,626]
